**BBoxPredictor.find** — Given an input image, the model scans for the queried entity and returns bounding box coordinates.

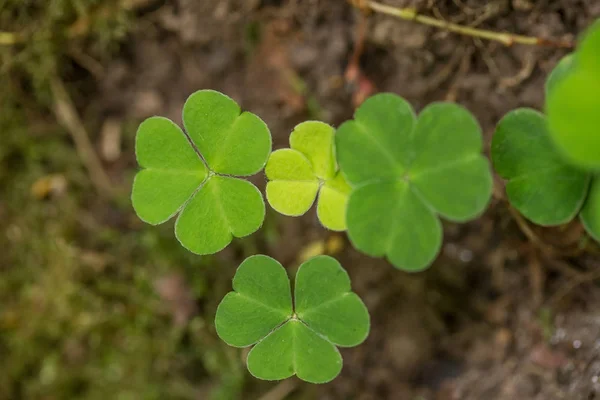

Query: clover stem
[351,0,575,49]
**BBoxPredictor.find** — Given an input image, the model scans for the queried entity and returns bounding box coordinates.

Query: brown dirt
[85,0,600,398]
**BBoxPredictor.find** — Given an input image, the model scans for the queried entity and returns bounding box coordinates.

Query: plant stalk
[359,0,575,49]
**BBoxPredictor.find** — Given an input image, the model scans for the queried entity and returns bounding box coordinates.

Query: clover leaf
[546,19,600,169]
[131,90,271,255]
[335,94,492,271]
[492,107,600,242]
[545,54,575,96]
[581,178,600,242]
[492,108,591,225]
[215,255,370,384]
[265,121,351,231]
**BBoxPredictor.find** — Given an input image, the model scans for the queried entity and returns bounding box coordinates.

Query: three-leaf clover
[492,108,600,242]
[546,19,600,169]
[215,255,370,383]
[131,90,272,254]
[265,121,351,231]
[335,93,492,271]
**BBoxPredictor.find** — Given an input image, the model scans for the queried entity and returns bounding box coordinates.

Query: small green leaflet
[215,255,370,384]
[492,108,600,242]
[131,90,271,255]
[546,19,600,169]
[335,94,492,271]
[265,121,351,231]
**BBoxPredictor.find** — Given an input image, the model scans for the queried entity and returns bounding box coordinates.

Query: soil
[77,0,600,398]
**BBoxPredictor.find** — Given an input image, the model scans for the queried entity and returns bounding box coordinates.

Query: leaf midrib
[235,292,292,319]
[205,111,245,172]
[144,167,207,176]
[507,165,588,182]
[269,178,319,184]
[409,153,480,179]
[210,177,233,234]
[296,292,351,317]
[355,120,405,176]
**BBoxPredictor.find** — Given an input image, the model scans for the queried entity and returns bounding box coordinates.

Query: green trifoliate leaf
[215,255,292,347]
[132,90,271,255]
[336,94,492,271]
[215,255,370,384]
[581,177,600,241]
[266,121,350,231]
[546,20,600,169]
[492,109,591,225]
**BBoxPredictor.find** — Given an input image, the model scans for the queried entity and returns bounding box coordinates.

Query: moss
[1,0,130,103]
[0,2,248,398]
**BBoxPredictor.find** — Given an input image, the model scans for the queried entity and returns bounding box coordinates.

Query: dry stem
[353,0,575,49]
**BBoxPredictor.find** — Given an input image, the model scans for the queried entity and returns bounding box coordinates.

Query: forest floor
[2,1,600,399]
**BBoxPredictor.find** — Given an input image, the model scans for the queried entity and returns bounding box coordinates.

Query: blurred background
[2,1,600,399]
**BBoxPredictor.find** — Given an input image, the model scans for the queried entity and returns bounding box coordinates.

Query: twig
[548,268,600,307]
[351,0,575,49]
[50,77,114,198]
[424,45,465,94]
[345,11,367,85]
[528,250,544,308]
[508,207,596,258]
[508,207,556,257]
[67,46,106,79]
[499,51,536,89]
[445,46,473,101]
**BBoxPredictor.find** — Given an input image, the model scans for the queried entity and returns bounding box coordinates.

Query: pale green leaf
[265,122,350,231]
[175,176,265,254]
[317,172,351,231]
[547,21,600,169]
[265,149,319,216]
[215,255,292,347]
[578,19,600,69]
[289,121,336,179]
[545,54,576,95]
[182,90,272,176]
